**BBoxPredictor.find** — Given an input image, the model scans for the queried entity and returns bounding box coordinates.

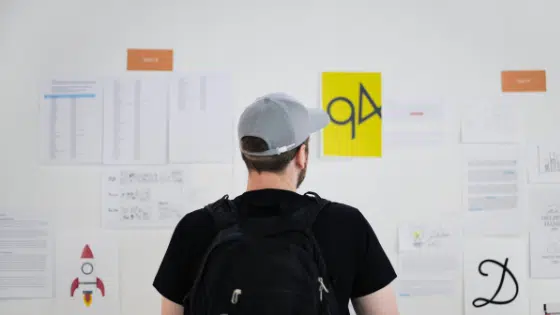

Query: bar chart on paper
[529,144,560,183]
[538,146,560,173]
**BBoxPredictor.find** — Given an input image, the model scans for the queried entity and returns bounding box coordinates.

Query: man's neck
[246,172,296,192]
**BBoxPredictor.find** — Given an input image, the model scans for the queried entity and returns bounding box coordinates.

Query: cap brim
[308,108,330,133]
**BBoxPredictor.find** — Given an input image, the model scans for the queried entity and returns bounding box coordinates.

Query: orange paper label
[127,49,173,71]
[501,70,546,92]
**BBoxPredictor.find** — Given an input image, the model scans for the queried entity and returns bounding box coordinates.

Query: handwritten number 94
[326,83,382,140]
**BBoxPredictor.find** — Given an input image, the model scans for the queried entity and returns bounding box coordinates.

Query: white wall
[1,0,559,314]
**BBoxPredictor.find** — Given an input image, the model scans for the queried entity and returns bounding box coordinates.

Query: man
[153,93,399,315]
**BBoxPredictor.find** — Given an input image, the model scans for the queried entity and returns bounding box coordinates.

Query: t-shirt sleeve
[351,211,397,298]
[152,209,214,305]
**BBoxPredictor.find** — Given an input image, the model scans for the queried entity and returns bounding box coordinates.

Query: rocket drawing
[70,244,105,307]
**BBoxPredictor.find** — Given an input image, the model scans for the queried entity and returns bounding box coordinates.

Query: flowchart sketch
[102,168,186,229]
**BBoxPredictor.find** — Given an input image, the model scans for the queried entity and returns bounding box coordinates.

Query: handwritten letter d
[472,258,519,308]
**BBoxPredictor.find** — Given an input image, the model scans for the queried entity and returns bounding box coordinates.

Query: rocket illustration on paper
[70,244,105,307]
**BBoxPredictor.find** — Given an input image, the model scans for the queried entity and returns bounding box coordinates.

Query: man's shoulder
[315,197,370,228]
[321,198,366,219]
[174,206,214,234]
[173,194,370,232]
[174,196,235,233]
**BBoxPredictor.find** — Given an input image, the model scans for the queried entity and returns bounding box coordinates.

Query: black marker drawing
[472,258,519,308]
[326,83,381,140]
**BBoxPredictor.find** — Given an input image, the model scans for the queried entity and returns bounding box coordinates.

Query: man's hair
[241,136,309,173]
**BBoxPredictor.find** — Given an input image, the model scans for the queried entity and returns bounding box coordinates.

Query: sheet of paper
[529,186,560,279]
[102,168,186,229]
[55,230,119,315]
[545,303,560,314]
[528,143,560,183]
[0,210,53,299]
[463,237,529,315]
[169,72,234,163]
[39,79,103,164]
[397,221,462,297]
[462,144,525,235]
[383,101,446,148]
[460,100,521,144]
[103,77,168,165]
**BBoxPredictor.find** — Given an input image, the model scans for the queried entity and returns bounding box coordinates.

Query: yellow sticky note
[321,72,382,157]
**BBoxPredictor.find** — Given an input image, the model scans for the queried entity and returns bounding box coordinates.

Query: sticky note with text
[321,72,382,157]
[127,49,174,71]
[501,70,546,92]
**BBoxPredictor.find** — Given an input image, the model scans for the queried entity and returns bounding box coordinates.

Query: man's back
[153,189,397,315]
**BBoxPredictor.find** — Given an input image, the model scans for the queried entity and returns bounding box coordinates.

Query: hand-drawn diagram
[102,169,185,228]
[70,244,106,307]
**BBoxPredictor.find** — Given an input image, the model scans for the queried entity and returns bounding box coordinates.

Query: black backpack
[183,191,340,315]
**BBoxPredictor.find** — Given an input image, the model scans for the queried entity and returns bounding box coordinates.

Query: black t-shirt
[153,189,397,314]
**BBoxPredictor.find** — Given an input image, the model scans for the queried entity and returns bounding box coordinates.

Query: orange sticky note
[501,70,546,92]
[127,49,173,71]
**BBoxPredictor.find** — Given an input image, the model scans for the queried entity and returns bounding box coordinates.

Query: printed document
[39,79,103,164]
[383,101,446,148]
[0,210,53,299]
[102,168,185,229]
[397,220,462,297]
[169,72,234,163]
[528,186,560,278]
[462,144,525,235]
[103,77,168,165]
[460,100,521,144]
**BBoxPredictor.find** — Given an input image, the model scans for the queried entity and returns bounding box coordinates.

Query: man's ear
[294,144,307,169]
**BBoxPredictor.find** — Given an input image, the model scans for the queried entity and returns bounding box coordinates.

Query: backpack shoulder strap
[299,191,335,286]
[300,191,331,228]
[204,194,239,231]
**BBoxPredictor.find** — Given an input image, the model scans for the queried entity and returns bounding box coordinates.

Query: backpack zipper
[318,277,329,301]
[231,289,242,304]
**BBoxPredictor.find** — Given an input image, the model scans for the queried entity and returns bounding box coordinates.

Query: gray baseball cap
[238,92,330,156]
